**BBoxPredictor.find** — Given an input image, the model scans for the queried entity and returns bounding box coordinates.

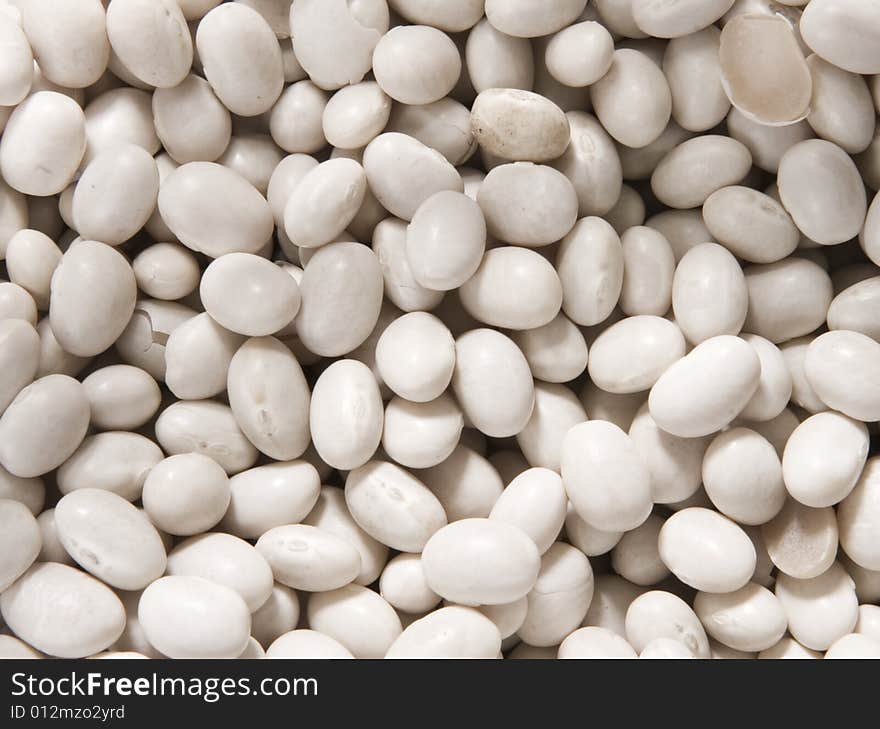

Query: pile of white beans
[1,0,880,661]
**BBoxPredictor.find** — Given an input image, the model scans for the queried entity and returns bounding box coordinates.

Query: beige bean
[471,88,569,162]
[372,25,460,106]
[719,14,811,126]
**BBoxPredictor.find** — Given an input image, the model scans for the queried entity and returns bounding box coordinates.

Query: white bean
[562,420,652,533]
[138,575,251,658]
[421,518,540,605]
[54,489,166,591]
[658,508,756,593]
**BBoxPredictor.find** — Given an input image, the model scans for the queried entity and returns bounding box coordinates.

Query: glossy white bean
[386,606,500,658]
[228,336,311,461]
[379,553,440,615]
[406,191,486,292]
[196,3,283,116]
[139,575,251,658]
[777,139,867,246]
[561,420,652,533]
[557,217,624,326]
[106,0,192,88]
[158,162,273,258]
[421,518,540,606]
[693,582,787,652]
[54,488,166,590]
[517,542,594,647]
[703,428,786,525]
[625,590,710,658]
[0,375,90,478]
[591,49,671,149]
[295,242,384,357]
[775,562,858,651]
[649,335,761,438]
[0,498,41,592]
[783,412,869,508]
[489,468,567,555]
[266,630,353,659]
[588,316,685,394]
[166,532,273,611]
[803,330,880,422]
[658,508,756,593]
[375,312,455,403]
[200,254,300,337]
[304,486,388,587]
[142,453,231,536]
[345,460,446,553]
[476,163,578,248]
[800,0,880,74]
[653,136,751,210]
[838,457,880,571]
[415,445,504,522]
[81,365,160,431]
[629,403,709,505]
[452,328,535,438]
[307,583,402,658]
[1,563,122,659]
[0,92,85,196]
[459,246,562,330]
[221,461,319,540]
